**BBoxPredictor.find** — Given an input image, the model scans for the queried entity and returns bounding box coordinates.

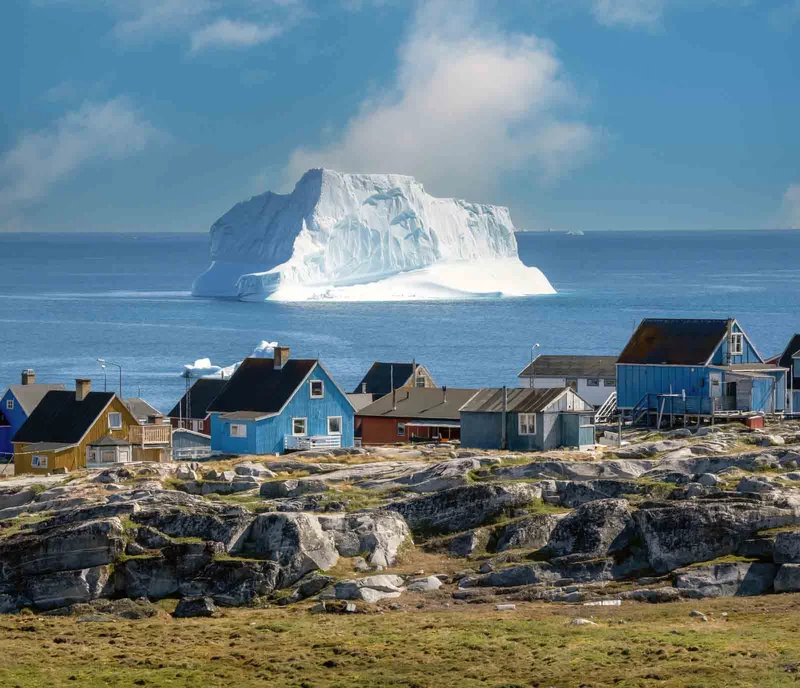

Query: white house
[518,355,617,408]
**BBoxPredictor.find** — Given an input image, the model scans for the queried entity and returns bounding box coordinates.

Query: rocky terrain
[3,420,800,618]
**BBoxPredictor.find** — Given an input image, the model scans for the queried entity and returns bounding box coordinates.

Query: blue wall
[211,364,354,455]
[617,364,710,408]
[710,322,763,365]
[0,389,33,457]
[461,411,595,451]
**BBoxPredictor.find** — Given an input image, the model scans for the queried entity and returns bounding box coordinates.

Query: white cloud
[778,184,800,229]
[0,97,163,209]
[591,0,665,27]
[285,0,597,200]
[112,0,215,40]
[190,19,283,52]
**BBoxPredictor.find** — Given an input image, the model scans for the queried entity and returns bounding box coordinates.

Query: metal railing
[594,391,617,424]
[129,424,172,446]
[284,435,342,451]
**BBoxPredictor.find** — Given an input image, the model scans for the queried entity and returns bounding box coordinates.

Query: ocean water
[1,231,798,412]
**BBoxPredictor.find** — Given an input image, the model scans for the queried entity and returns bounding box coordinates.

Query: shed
[460,387,596,451]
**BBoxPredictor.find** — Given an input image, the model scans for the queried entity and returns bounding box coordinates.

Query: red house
[167,378,227,436]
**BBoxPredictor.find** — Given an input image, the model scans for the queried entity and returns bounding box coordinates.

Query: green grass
[3,596,800,687]
[685,554,759,568]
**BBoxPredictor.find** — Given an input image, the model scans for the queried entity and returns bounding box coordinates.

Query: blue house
[617,318,787,419]
[0,369,64,459]
[208,346,355,455]
[461,387,596,451]
[772,334,800,414]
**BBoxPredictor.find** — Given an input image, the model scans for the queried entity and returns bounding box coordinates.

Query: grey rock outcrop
[259,479,329,499]
[25,565,114,611]
[173,596,218,618]
[235,462,276,479]
[406,575,442,592]
[0,487,36,511]
[448,530,488,557]
[180,559,281,606]
[318,511,410,568]
[494,514,564,553]
[774,564,800,592]
[324,574,405,602]
[673,562,777,597]
[544,499,634,559]
[772,531,800,564]
[132,507,254,552]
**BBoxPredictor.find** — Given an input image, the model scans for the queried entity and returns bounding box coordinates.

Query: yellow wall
[13,396,142,475]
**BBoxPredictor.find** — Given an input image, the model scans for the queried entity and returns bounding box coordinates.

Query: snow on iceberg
[191,169,555,301]
[181,341,279,379]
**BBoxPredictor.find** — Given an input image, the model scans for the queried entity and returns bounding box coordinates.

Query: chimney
[21,369,35,386]
[274,346,290,370]
[76,378,91,402]
[443,385,448,404]
[361,382,367,394]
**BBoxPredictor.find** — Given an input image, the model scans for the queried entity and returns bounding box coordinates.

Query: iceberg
[192,169,555,301]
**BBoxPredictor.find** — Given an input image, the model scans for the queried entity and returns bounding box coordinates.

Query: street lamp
[96,358,122,398]
[530,343,540,389]
[98,362,107,392]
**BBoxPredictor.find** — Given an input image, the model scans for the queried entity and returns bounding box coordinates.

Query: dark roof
[5,383,66,415]
[88,434,131,447]
[519,355,617,379]
[777,334,800,385]
[357,388,478,420]
[347,393,377,412]
[461,387,573,413]
[713,363,787,371]
[14,442,75,453]
[352,362,416,395]
[617,319,732,365]
[124,397,161,420]
[13,390,115,444]
[207,357,317,415]
[167,378,228,419]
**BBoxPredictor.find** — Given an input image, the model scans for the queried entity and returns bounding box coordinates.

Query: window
[32,455,47,468]
[397,422,406,437]
[192,420,203,433]
[415,376,426,388]
[519,413,536,436]
[108,412,122,430]
[292,418,307,436]
[328,416,342,435]
[230,423,247,438]
[586,378,600,387]
[604,378,616,388]
[730,333,744,356]
[310,380,324,399]
[5,399,13,411]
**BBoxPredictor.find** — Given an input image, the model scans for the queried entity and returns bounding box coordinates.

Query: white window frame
[327,416,342,435]
[309,380,325,399]
[415,376,426,388]
[604,378,616,388]
[292,417,308,436]
[586,378,600,387]
[518,413,537,436]
[229,423,247,438]
[108,412,123,430]
[5,399,13,411]
[32,455,47,468]
[397,422,406,437]
[730,332,744,356]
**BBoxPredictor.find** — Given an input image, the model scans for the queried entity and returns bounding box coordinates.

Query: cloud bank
[778,184,800,229]
[285,0,597,200]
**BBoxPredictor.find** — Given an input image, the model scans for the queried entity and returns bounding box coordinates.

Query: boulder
[132,508,254,552]
[235,462,277,479]
[556,480,645,508]
[326,574,405,602]
[0,487,36,510]
[633,501,799,573]
[494,514,564,553]
[244,513,339,585]
[279,573,335,604]
[387,483,541,534]
[697,473,723,487]
[406,575,442,592]
[184,480,256,496]
[757,435,785,447]
[175,465,198,481]
[448,530,488,557]
[24,565,113,611]
[622,588,682,603]
[180,560,280,606]
[673,562,777,598]
[173,596,217,618]
[774,564,800,592]
[400,458,481,493]
[545,499,634,559]
[259,479,329,499]
[737,476,778,494]
[772,531,800,564]
[318,512,410,568]
[737,534,776,560]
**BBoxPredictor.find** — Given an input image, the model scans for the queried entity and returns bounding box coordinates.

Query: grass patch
[0,513,51,539]
[686,554,759,568]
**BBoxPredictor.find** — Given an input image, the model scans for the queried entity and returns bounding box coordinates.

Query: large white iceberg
[192,169,555,301]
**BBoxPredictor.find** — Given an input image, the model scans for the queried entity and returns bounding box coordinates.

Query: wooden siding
[211,364,355,455]
[360,416,409,445]
[710,322,763,365]
[13,396,141,475]
[617,364,710,408]
[0,389,31,456]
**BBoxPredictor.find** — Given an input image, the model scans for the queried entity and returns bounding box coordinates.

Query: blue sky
[2,0,799,232]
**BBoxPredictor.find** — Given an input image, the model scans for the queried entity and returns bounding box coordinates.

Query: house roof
[461,387,578,414]
[519,355,617,379]
[167,378,228,419]
[357,388,478,420]
[617,319,733,365]
[4,383,66,415]
[712,363,787,371]
[207,357,318,415]
[776,334,800,386]
[124,397,162,420]
[13,390,116,444]
[352,362,420,395]
[13,442,75,454]
[347,393,377,412]
[88,434,131,447]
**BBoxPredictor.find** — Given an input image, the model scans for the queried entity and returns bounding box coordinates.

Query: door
[709,372,722,410]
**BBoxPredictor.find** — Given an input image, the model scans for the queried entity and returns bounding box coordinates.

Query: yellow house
[12,379,170,475]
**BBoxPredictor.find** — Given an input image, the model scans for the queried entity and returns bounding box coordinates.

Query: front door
[709,372,722,410]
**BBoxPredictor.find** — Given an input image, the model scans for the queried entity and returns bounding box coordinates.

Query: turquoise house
[617,318,787,417]
[0,370,64,459]
[208,347,355,455]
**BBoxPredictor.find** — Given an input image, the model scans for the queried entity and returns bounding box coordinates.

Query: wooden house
[518,355,617,407]
[460,387,596,451]
[208,347,355,455]
[124,397,162,424]
[167,378,227,435]
[356,387,478,445]
[0,369,64,460]
[772,334,800,413]
[617,318,787,419]
[352,362,436,400]
[12,379,171,475]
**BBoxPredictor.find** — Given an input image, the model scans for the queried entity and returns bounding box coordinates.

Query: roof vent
[21,369,35,386]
